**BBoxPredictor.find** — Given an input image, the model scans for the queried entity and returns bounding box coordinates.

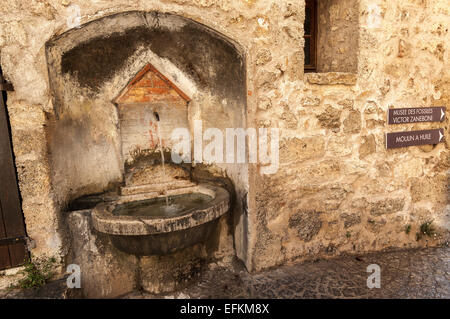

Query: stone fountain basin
[91,184,230,256]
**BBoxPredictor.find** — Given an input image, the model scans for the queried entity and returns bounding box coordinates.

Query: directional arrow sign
[388,106,446,124]
[386,128,445,149]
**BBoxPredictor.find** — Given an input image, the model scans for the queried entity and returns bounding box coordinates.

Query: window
[304,0,317,72]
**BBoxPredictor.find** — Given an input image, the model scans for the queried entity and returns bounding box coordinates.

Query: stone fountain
[88,63,231,255]
[65,62,233,297]
[92,178,230,256]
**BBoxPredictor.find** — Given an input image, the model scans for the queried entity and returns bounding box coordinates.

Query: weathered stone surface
[433,151,450,171]
[256,70,278,90]
[321,183,350,210]
[366,119,385,129]
[280,104,298,129]
[418,144,434,152]
[352,197,405,216]
[328,135,354,156]
[296,160,341,183]
[343,110,361,133]
[341,213,362,229]
[359,134,376,159]
[280,137,326,163]
[366,218,387,233]
[255,48,272,65]
[66,211,138,298]
[258,97,272,110]
[316,105,342,132]
[126,164,190,187]
[410,175,448,204]
[394,158,423,179]
[337,99,354,109]
[305,72,357,85]
[301,96,321,107]
[10,128,47,158]
[398,39,409,58]
[15,160,51,198]
[288,211,322,242]
[369,198,405,216]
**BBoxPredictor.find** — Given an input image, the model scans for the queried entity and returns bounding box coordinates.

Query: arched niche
[45,11,250,266]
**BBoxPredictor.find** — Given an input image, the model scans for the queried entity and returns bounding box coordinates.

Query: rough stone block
[288,211,323,242]
[316,105,342,132]
[66,211,138,298]
[280,137,326,164]
[343,110,361,134]
[359,134,376,160]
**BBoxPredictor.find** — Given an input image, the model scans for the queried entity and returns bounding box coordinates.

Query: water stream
[154,112,170,206]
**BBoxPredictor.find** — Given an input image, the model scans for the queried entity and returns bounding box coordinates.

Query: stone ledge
[305,72,357,85]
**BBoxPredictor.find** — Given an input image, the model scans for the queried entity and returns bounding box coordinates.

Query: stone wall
[0,0,448,276]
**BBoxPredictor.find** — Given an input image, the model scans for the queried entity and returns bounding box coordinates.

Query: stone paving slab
[129,246,449,299]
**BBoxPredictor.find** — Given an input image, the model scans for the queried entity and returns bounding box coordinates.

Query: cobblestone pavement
[126,246,449,299]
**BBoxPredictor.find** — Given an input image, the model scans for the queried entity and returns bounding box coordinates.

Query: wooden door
[0,69,28,270]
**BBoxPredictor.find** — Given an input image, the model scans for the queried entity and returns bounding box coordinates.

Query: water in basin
[112,193,213,218]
